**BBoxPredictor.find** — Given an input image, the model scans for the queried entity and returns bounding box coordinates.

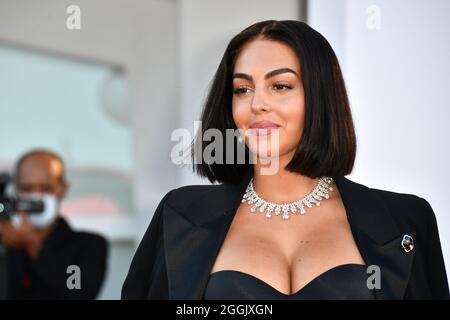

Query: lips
[248,120,281,135]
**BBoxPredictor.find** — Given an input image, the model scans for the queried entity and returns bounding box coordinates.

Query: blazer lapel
[163,170,252,299]
[163,206,232,299]
[164,172,415,299]
[333,176,416,299]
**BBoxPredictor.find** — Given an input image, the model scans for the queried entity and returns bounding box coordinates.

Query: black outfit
[122,169,449,300]
[203,264,376,300]
[5,217,108,300]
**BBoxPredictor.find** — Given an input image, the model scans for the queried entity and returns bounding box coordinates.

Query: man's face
[15,156,67,199]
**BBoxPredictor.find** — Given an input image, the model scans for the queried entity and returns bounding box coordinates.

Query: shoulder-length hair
[192,20,356,184]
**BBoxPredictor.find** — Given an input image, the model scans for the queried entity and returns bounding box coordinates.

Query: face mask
[13,193,60,229]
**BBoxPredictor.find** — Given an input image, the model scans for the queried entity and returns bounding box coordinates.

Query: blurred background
[0,0,448,299]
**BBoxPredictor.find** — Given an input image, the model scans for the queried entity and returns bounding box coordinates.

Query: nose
[250,88,270,114]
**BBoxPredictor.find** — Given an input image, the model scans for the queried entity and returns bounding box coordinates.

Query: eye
[42,186,53,192]
[273,83,292,91]
[233,86,252,95]
[18,186,31,193]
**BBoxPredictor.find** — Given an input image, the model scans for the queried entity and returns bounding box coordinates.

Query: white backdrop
[309,0,450,280]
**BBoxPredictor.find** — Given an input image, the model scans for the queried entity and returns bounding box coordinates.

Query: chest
[210,199,366,294]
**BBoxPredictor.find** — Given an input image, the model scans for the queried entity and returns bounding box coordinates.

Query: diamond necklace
[241,177,334,220]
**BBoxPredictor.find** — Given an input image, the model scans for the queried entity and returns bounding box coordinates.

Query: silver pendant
[401,234,414,252]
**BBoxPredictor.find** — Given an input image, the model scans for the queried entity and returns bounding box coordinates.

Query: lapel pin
[401,234,414,252]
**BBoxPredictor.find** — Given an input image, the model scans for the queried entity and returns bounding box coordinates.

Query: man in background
[0,149,108,299]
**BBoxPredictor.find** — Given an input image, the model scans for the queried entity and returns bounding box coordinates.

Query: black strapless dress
[203,263,377,300]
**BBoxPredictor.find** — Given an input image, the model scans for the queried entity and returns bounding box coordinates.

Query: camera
[0,172,44,221]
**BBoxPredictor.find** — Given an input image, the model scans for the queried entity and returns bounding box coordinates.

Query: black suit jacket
[122,170,449,299]
[5,217,108,300]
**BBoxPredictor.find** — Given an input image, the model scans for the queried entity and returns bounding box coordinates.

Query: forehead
[233,39,300,74]
[17,157,62,185]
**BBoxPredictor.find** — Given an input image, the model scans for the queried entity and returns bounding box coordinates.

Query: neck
[34,217,59,238]
[251,151,320,204]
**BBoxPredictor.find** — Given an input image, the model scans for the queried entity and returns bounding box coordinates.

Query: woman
[122,20,449,299]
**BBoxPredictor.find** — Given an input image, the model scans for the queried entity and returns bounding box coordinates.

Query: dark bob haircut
[192,20,356,184]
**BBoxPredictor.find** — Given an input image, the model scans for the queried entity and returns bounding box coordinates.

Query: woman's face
[231,38,305,163]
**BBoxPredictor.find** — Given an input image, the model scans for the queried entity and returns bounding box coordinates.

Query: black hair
[192,20,356,184]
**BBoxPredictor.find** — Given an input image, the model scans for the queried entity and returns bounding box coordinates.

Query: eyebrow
[232,68,299,81]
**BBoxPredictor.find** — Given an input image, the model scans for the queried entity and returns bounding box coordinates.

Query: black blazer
[122,170,449,299]
[5,217,108,300]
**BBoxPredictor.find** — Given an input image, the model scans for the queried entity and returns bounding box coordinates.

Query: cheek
[279,95,305,146]
[231,99,250,129]
[280,95,305,133]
